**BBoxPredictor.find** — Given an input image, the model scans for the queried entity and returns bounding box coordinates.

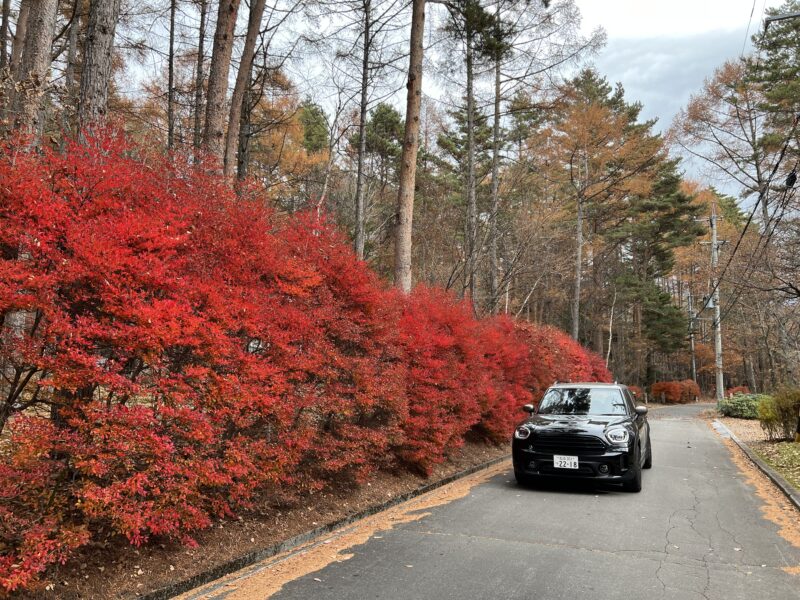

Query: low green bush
[758,387,800,440]
[719,393,766,419]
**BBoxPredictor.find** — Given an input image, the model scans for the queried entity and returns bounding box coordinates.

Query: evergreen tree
[609,159,706,281]
[349,102,404,187]
[299,101,329,154]
[436,102,493,179]
[748,0,800,151]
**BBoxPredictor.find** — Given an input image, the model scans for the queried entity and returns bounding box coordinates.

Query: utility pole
[710,199,724,407]
[688,289,697,384]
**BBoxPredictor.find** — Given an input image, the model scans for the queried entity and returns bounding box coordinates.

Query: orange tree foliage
[0,133,610,592]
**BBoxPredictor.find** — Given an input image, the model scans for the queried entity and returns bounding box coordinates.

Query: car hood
[522,413,631,436]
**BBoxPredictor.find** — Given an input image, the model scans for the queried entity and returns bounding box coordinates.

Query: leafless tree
[78,0,123,128]
[203,0,241,159]
[10,0,58,134]
[394,0,425,292]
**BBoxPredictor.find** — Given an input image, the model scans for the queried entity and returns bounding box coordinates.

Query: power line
[694,171,797,344]
[696,112,800,316]
[741,0,759,58]
[715,183,797,328]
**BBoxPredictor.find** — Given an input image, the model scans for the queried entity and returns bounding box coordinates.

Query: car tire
[623,454,643,493]
[643,436,652,469]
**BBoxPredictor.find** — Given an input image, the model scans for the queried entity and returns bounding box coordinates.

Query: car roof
[549,382,627,389]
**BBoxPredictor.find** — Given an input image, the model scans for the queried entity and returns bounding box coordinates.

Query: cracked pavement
[193,403,800,600]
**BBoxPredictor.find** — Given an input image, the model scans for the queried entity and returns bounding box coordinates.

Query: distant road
[184,402,800,600]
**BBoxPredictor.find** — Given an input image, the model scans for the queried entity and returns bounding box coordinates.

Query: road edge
[138,454,511,600]
[712,419,800,511]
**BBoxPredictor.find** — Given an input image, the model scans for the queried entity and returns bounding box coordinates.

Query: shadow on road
[498,475,625,496]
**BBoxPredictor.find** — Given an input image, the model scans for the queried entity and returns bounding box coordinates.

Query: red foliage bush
[726,385,750,397]
[513,323,613,403]
[651,380,699,404]
[681,380,701,402]
[395,287,481,473]
[0,133,612,591]
[470,316,534,444]
[651,381,684,403]
[628,385,644,400]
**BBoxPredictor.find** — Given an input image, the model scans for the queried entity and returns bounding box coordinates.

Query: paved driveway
[184,403,800,600]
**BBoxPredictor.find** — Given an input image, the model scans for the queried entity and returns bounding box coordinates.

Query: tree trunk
[10,0,57,135]
[9,0,30,76]
[606,288,616,367]
[167,0,177,148]
[489,53,501,313]
[353,0,371,260]
[393,0,425,293]
[193,0,208,150]
[571,197,583,340]
[78,0,123,129]
[745,355,757,393]
[236,85,252,179]
[204,0,241,161]
[0,0,10,71]
[62,0,81,135]
[223,0,265,176]
[463,26,477,305]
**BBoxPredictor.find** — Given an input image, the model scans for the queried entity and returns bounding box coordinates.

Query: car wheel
[623,454,643,493]
[643,436,652,469]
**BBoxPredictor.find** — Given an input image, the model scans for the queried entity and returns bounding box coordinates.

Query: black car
[512,383,651,492]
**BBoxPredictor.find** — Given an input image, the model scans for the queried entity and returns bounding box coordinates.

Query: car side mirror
[634,405,648,416]
[522,403,536,414]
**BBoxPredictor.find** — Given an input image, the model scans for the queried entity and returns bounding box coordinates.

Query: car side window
[622,389,636,413]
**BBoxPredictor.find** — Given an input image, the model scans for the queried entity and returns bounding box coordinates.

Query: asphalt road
[188,403,800,600]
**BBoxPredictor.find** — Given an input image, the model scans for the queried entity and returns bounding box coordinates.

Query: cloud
[590,28,748,133]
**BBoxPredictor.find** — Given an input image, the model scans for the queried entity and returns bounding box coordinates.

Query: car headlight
[605,427,630,445]
[514,426,531,440]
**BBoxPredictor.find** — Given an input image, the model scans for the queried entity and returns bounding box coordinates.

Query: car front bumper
[512,443,637,482]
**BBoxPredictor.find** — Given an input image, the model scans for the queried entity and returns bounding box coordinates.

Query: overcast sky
[574,0,783,133]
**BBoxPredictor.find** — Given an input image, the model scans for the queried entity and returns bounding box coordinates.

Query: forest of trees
[0,0,798,390]
[1,0,800,593]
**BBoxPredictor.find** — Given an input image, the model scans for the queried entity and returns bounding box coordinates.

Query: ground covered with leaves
[717,417,800,493]
[756,442,800,491]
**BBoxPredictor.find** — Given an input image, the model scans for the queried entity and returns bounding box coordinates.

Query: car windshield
[537,387,628,416]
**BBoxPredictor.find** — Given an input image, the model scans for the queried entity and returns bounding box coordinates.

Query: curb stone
[136,454,511,600]
[712,419,800,512]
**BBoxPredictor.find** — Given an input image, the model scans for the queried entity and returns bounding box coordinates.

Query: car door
[624,388,648,465]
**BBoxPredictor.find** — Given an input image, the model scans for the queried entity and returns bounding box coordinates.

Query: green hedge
[718,393,766,419]
[757,388,800,440]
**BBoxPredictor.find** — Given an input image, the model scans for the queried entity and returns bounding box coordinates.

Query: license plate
[553,455,579,469]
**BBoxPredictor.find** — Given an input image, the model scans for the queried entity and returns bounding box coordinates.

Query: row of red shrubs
[650,380,701,404]
[0,134,611,592]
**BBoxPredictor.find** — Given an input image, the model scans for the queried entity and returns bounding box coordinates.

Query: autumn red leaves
[650,380,701,404]
[0,134,609,592]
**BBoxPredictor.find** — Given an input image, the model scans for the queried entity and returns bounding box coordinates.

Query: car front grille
[531,434,607,456]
